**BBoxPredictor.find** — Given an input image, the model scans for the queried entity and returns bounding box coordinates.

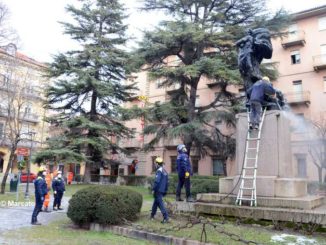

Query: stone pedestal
[219,111,307,198]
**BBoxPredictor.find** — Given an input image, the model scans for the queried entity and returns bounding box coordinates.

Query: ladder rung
[242,176,254,180]
[247,138,260,141]
[240,187,255,190]
[244,167,256,169]
[247,148,257,150]
[238,197,255,201]
[246,157,257,160]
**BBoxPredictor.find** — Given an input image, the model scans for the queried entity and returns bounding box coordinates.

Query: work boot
[186,197,195,202]
[249,123,253,130]
[149,215,155,221]
[58,207,64,210]
[176,196,183,202]
[53,207,57,211]
[161,218,170,224]
[31,221,42,225]
[44,207,51,213]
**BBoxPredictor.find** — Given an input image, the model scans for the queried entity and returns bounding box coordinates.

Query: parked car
[20,172,37,183]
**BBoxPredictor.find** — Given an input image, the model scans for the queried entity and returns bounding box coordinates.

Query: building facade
[0,44,50,176]
[122,5,326,182]
[268,5,326,182]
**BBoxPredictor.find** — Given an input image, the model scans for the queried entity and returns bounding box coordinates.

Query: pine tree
[37,0,136,182]
[134,0,289,161]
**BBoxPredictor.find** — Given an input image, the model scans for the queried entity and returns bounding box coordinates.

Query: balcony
[166,83,181,95]
[281,30,305,49]
[22,113,40,123]
[163,137,182,150]
[119,138,142,149]
[285,91,310,106]
[313,54,326,71]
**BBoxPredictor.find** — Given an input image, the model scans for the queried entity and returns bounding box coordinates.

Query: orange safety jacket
[43,173,52,208]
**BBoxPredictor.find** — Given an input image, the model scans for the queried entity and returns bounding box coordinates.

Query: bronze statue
[236,28,273,91]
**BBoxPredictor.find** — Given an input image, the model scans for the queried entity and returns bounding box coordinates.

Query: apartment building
[122,5,326,182]
[122,57,237,177]
[0,44,49,175]
[269,5,326,182]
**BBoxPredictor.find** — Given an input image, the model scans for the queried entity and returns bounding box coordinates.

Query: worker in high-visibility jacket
[31,166,48,225]
[43,168,52,212]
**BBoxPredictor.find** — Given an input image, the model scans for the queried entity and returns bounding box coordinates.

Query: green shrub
[147,174,219,197]
[67,185,142,226]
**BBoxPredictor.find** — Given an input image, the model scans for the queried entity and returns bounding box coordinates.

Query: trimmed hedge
[147,174,219,197]
[67,185,142,226]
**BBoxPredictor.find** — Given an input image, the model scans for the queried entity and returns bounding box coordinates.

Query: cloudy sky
[1,0,325,62]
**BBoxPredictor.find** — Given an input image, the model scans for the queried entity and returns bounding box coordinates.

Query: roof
[0,47,47,69]
[292,4,326,20]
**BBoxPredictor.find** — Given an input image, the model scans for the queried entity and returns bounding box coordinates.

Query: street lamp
[24,131,36,199]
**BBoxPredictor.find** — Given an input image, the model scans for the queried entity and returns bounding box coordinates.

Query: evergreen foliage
[36,0,136,181]
[132,0,289,159]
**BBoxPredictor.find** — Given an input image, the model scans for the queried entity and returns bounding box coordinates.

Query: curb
[90,223,214,245]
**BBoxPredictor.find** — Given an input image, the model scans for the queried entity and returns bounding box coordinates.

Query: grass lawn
[134,215,326,245]
[2,215,153,245]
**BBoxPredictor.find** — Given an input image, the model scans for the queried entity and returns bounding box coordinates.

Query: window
[155,79,161,89]
[292,80,303,93]
[238,88,245,96]
[195,95,200,107]
[318,16,326,31]
[75,164,81,175]
[24,104,32,115]
[296,154,307,177]
[212,158,225,176]
[291,50,300,64]
[191,157,199,174]
[293,113,306,132]
[170,156,177,173]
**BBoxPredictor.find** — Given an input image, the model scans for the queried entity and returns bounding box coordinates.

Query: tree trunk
[0,145,17,194]
[185,81,199,154]
[83,161,91,183]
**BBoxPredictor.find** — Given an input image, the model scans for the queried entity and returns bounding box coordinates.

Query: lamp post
[24,131,36,199]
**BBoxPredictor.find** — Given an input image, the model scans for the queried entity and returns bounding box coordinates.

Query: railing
[22,113,39,123]
[166,84,181,93]
[313,54,326,71]
[284,91,310,104]
[119,138,142,148]
[281,30,305,48]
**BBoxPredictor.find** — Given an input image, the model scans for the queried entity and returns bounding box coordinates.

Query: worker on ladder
[247,76,276,130]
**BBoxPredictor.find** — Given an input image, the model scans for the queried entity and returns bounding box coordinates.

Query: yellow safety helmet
[262,76,270,82]
[39,166,46,172]
[155,157,164,165]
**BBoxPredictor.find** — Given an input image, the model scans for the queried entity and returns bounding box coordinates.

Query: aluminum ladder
[235,107,267,206]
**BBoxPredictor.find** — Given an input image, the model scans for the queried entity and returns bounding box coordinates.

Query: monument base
[196,193,324,210]
[219,176,307,198]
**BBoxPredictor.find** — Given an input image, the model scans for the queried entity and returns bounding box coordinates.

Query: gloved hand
[41,197,44,201]
[185,172,190,178]
[54,191,57,194]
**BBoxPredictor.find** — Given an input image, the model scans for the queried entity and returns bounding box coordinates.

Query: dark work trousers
[151,192,168,220]
[53,191,64,208]
[249,101,262,126]
[31,197,44,223]
[176,176,191,198]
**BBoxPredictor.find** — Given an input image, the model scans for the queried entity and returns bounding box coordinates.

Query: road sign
[16,148,29,156]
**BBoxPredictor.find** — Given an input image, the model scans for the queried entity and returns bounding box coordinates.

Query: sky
[1,0,326,63]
